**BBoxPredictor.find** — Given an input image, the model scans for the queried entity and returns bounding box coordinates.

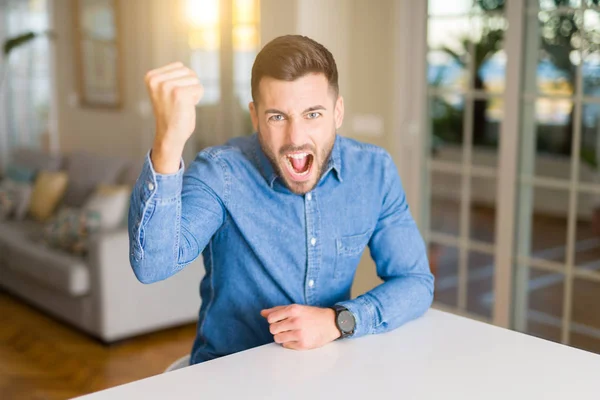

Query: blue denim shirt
[128,133,433,364]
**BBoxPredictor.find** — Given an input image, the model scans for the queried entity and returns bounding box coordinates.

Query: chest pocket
[335,230,372,280]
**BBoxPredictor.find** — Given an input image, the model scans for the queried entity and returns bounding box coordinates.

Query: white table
[75,309,600,399]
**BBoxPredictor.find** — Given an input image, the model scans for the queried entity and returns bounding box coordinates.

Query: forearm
[337,271,434,338]
[128,150,227,284]
[128,153,205,283]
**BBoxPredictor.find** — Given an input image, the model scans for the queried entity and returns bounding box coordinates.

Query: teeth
[287,153,308,159]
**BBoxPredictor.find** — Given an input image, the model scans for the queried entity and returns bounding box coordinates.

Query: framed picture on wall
[72,0,122,109]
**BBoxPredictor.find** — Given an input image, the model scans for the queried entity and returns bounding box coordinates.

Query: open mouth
[283,152,314,182]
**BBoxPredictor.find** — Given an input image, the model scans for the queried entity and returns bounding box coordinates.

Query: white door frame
[392,0,429,229]
[494,0,526,328]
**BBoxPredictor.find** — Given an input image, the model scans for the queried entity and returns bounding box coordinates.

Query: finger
[190,85,204,104]
[267,306,293,324]
[161,77,201,95]
[260,305,286,318]
[147,61,185,78]
[146,65,188,89]
[162,75,200,86]
[282,341,302,350]
[274,330,299,344]
[148,71,196,93]
[269,317,298,335]
[171,85,203,106]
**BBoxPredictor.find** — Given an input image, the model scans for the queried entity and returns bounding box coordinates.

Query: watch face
[337,310,355,333]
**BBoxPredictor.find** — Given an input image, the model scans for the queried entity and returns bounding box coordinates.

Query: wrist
[151,138,184,174]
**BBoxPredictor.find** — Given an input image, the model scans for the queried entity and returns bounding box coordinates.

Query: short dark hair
[251,35,339,102]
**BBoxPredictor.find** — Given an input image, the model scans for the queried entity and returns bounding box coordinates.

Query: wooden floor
[0,289,197,400]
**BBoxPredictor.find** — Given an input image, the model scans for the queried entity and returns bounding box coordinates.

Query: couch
[0,148,203,342]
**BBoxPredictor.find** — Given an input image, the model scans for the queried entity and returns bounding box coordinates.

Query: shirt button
[306,193,312,201]
[308,279,315,287]
[310,237,317,246]
[147,182,155,191]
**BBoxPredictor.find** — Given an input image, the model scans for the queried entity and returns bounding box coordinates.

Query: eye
[268,114,285,122]
[306,112,321,119]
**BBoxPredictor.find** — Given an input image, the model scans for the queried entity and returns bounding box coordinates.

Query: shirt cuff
[336,295,379,339]
[143,151,185,202]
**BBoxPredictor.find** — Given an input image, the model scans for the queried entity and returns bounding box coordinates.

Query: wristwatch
[330,305,356,339]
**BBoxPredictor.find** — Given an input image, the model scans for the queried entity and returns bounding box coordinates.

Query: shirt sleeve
[336,153,434,337]
[128,150,227,283]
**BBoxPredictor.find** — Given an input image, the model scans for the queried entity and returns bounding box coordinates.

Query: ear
[334,96,344,130]
[249,101,259,132]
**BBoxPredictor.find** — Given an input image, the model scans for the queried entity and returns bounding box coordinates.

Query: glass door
[513,0,600,354]
[418,0,600,354]
[424,0,507,323]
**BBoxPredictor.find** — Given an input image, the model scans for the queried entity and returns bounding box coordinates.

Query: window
[232,0,260,108]
[0,0,52,167]
[186,0,260,110]
[187,0,221,105]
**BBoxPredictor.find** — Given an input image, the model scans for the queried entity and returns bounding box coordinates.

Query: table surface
[75,309,600,400]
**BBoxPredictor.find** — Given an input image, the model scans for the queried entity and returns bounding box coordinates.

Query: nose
[285,118,308,147]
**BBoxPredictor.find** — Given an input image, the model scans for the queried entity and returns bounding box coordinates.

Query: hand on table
[261,304,341,350]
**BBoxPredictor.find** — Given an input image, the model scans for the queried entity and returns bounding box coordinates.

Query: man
[129,35,434,365]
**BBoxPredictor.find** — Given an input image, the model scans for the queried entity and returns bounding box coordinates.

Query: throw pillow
[9,181,33,220]
[0,187,15,219]
[62,152,129,208]
[6,164,36,183]
[83,184,131,231]
[44,208,101,255]
[0,181,33,220]
[29,171,69,222]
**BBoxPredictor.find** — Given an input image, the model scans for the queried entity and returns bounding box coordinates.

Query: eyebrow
[264,105,327,115]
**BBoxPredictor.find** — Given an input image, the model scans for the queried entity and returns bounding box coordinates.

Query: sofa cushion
[0,187,15,219]
[44,208,101,255]
[0,220,90,297]
[0,181,33,220]
[63,151,129,208]
[11,147,63,172]
[28,171,69,222]
[83,184,130,231]
[6,164,36,183]
[11,182,34,220]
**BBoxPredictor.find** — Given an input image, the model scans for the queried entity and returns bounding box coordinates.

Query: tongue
[291,157,308,172]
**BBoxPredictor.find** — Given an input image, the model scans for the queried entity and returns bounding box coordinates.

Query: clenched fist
[144,62,203,174]
[261,304,341,350]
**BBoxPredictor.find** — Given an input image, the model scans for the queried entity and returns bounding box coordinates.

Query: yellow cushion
[28,171,69,222]
[95,184,130,196]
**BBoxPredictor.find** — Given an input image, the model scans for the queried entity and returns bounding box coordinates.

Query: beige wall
[260,0,298,44]
[52,0,154,162]
[348,0,397,297]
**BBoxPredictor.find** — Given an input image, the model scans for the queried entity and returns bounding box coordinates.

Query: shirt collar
[253,133,343,189]
[323,134,343,183]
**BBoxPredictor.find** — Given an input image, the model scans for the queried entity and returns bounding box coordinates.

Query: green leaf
[3,32,37,56]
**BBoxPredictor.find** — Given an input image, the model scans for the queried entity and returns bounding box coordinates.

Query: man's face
[249,73,344,195]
